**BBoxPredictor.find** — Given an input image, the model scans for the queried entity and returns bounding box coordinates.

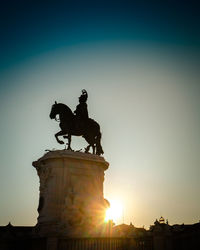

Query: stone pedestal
[32,150,109,237]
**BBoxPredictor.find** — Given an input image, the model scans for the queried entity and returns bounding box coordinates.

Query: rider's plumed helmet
[79,89,88,103]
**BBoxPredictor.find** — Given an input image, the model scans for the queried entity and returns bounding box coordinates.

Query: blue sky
[0,0,200,227]
[1,0,199,70]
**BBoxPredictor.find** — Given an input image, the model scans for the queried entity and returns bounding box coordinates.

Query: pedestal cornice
[32,150,109,171]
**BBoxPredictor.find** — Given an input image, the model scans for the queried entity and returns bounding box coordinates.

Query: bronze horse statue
[49,102,104,155]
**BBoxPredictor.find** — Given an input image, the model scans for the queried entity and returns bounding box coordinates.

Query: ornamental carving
[36,166,52,193]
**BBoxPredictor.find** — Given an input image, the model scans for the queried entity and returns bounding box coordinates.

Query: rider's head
[79,89,88,103]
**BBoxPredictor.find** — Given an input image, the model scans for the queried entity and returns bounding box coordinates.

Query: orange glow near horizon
[105,200,123,223]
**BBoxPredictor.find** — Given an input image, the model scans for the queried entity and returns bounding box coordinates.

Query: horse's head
[50,101,74,120]
[49,101,59,119]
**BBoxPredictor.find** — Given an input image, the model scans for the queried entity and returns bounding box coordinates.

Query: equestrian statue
[49,90,104,155]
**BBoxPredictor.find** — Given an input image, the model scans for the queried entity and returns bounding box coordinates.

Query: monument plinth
[33,150,109,237]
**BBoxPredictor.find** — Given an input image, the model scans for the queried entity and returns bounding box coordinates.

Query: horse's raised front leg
[55,130,66,144]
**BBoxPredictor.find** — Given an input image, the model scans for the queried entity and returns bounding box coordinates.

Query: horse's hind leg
[85,144,91,153]
[84,143,95,154]
[84,135,96,154]
[92,144,96,154]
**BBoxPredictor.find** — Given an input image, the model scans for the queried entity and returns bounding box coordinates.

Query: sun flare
[105,200,123,223]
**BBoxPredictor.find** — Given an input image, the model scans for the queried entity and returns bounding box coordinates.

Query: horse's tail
[96,131,104,155]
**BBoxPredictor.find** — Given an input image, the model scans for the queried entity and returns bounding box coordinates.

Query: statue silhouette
[49,90,104,155]
[74,89,89,131]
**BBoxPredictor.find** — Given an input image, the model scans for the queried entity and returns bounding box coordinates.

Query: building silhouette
[1,217,200,250]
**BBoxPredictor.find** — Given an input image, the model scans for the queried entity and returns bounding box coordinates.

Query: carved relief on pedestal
[36,166,52,193]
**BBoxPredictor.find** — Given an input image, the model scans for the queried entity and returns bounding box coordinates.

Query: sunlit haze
[105,200,123,224]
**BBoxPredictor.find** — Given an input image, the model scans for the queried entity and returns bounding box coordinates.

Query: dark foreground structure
[1,218,200,250]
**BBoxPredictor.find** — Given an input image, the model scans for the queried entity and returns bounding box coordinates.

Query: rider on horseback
[50,90,103,155]
[74,89,89,131]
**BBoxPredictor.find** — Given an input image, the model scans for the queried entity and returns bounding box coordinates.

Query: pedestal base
[33,150,109,237]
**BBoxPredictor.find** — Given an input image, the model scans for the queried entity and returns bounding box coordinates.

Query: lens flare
[105,200,123,223]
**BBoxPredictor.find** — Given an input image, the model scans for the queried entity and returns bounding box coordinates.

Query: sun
[105,200,123,223]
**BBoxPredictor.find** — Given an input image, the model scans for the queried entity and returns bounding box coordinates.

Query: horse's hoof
[84,149,90,154]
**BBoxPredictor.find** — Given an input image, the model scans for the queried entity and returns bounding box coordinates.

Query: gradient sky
[0,0,200,228]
